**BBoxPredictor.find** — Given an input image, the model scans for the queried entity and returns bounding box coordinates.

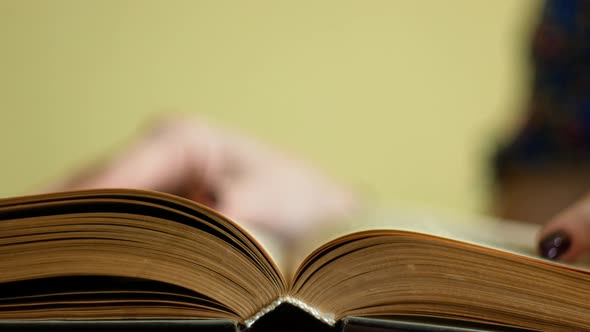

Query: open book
[1,189,589,331]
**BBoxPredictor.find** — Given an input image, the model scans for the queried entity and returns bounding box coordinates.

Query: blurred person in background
[492,0,590,261]
[45,0,590,263]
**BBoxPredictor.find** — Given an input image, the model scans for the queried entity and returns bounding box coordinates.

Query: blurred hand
[44,116,358,239]
[538,194,590,262]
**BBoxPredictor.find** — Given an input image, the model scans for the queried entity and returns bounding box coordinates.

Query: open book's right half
[287,228,590,331]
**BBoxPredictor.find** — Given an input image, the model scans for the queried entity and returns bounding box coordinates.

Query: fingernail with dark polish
[539,231,571,260]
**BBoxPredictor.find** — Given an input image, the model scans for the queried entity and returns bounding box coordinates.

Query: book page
[238,224,289,273]
[287,203,543,277]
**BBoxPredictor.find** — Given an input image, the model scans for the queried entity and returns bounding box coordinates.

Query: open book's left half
[0,189,286,322]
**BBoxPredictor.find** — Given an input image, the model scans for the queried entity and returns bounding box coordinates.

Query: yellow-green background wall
[0,0,540,215]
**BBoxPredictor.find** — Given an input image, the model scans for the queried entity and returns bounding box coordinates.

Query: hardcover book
[0,189,588,331]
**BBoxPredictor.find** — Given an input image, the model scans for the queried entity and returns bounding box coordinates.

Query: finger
[538,197,590,261]
[45,133,188,193]
[215,182,277,230]
[43,118,220,198]
[216,175,359,240]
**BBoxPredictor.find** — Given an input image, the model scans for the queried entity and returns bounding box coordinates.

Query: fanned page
[0,189,286,324]
[289,204,543,274]
[281,204,590,331]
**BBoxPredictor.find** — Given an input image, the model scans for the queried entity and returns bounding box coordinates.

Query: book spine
[244,297,335,328]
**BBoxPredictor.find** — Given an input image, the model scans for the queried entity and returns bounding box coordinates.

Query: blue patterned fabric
[494,0,590,177]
